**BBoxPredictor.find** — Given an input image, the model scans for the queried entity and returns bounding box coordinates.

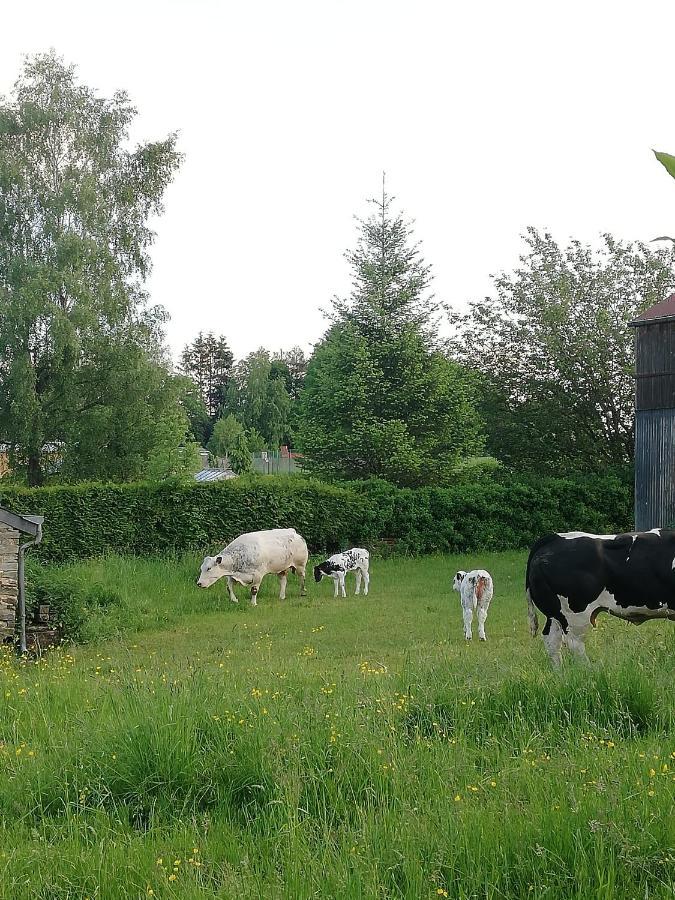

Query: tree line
[177,338,307,473]
[2,53,674,487]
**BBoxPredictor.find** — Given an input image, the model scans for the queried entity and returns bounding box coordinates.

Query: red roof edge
[629,293,675,326]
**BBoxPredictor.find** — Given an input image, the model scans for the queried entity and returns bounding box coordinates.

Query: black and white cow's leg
[278,570,288,600]
[542,617,563,668]
[250,581,261,606]
[564,628,590,665]
[226,577,238,604]
[362,564,369,596]
[462,604,474,640]
[354,568,362,595]
[339,572,347,598]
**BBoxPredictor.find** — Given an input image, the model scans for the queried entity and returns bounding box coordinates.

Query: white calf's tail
[527,588,539,637]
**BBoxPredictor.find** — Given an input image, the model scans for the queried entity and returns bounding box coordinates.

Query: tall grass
[1,552,673,898]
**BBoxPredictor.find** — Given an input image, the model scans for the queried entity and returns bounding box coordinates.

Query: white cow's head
[197,554,229,588]
[452,571,466,592]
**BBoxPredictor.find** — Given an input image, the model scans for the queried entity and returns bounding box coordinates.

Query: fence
[251,450,302,475]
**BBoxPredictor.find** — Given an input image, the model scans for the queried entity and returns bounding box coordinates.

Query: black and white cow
[313,548,370,598]
[526,529,675,666]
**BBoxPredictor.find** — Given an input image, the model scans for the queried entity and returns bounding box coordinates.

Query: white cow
[313,548,370,597]
[197,528,308,606]
[452,569,494,641]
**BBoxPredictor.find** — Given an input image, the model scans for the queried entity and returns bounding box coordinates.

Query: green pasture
[0,552,673,899]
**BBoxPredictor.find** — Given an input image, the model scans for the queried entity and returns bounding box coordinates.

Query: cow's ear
[215,555,223,565]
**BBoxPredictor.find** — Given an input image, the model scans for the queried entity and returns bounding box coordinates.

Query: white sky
[2,0,675,362]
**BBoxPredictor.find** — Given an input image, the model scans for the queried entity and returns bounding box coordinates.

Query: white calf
[452,569,493,641]
[314,548,370,598]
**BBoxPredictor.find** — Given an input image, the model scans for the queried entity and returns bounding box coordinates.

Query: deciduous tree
[223,349,292,448]
[450,228,675,472]
[0,52,182,484]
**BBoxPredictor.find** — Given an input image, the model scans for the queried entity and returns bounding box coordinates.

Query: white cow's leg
[297,565,307,596]
[543,618,563,668]
[250,582,260,606]
[363,567,369,596]
[462,605,473,641]
[477,603,489,641]
[227,577,238,604]
[340,573,347,597]
[354,569,362,595]
[333,576,339,598]
[564,628,590,665]
[278,570,288,600]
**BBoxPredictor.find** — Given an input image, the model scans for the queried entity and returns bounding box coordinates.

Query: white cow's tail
[527,588,539,637]
[475,575,488,602]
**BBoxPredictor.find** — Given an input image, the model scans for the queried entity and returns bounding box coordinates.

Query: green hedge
[0,472,633,562]
[351,473,633,554]
[0,477,368,561]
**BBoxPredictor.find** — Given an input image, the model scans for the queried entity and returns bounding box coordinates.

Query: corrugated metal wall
[634,410,675,529]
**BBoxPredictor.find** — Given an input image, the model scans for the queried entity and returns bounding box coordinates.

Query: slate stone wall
[0,523,18,640]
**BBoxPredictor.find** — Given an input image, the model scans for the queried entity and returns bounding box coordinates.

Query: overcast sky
[2,0,675,362]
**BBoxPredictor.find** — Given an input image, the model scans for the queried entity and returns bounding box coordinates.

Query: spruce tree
[298,183,483,485]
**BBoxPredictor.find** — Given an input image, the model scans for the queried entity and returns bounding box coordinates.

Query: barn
[630,294,675,530]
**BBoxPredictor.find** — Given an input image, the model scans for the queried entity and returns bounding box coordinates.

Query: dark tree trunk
[27,454,43,487]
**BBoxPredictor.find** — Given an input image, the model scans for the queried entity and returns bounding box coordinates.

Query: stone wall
[0,523,19,640]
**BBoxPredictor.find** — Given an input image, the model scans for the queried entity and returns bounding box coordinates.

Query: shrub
[1,471,632,562]
[24,561,122,640]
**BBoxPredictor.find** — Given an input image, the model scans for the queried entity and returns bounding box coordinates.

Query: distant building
[193,447,237,483]
[0,443,64,479]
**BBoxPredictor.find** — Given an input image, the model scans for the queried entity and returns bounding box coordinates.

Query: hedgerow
[0,476,368,561]
[0,472,632,562]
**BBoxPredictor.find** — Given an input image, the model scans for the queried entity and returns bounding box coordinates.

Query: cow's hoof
[479,636,487,641]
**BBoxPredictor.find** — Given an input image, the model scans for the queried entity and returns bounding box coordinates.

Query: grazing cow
[452,569,493,641]
[527,530,675,667]
[197,528,308,606]
[313,548,370,598]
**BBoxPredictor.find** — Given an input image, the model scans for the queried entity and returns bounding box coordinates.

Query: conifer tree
[298,182,483,485]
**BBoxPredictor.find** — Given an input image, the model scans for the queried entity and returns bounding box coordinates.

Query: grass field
[1,552,673,899]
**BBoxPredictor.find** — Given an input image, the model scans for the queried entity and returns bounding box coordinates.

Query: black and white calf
[314,548,370,598]
[452,569,493,640]
[527,530,675,667]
